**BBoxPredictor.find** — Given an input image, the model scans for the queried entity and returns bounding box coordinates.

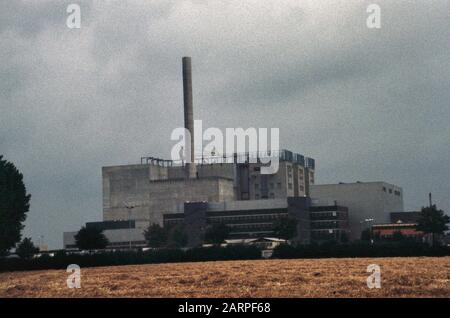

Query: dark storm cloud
[1,0,449,248]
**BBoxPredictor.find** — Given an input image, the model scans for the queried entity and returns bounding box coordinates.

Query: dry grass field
[0,257,449,297]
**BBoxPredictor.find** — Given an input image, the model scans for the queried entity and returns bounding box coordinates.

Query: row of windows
[378,234,420,239]
[253,180,310,191]
[287,165,305,174]
[382,187,401,196]
[310,211,348,219]
[251,171,311,184]
[311,229,347,235]
[255,182,282,189]
[209,214,283,223]
[311,220,348,229]
[311,211,337,217]
[167,210,348,225]
[255,193,276,199]
[309,171,314,184]
[228,223,273,230]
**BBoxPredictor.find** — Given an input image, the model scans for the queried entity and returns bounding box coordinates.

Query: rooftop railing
[140,149,315,168]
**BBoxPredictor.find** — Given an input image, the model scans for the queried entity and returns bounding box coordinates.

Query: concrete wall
[287,197,311,244]
[103,163,236,229]
[184,201,208,247]
[102,164,162,228]
[310,182,404,240]
[147,177,235,225]
[167,163,235,180]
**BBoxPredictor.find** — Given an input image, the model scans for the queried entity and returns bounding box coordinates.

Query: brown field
[0,257,449,297]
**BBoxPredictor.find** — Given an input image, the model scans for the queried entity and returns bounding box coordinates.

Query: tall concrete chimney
[182,57,197,178]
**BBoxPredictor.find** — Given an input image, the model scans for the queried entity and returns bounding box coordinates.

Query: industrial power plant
[64,57,409,250]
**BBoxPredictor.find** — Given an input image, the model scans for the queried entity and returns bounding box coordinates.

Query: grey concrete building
[165,197,305,246]
[310,182,404,240]
[100,150,314,236]
[163,197,350,247]
[62,57,409,250]
[102,163,236,231]
[63,57,316,249]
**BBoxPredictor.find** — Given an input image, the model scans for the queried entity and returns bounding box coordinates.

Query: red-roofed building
[372,221,424,240]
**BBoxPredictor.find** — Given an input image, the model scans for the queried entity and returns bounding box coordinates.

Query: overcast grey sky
[1,1,449,249]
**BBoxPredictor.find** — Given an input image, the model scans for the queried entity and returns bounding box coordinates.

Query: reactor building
[63,57,404,249]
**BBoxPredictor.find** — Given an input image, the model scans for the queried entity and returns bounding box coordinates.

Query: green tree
[16,237,39,259]
[272,217,298,240]
[167,224,188,248]
[74,226,109,250]
[144,223,168,248]
[0,156,31,256]
[340,231,349,243]
[360,228,372,241]
[392,230,405,241]
[204,223,230,245]
[416,205,450,246]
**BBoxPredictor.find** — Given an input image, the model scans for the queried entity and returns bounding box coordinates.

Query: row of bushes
[2,241,449,272]
[0,245,261,272]
[272,241,450,258]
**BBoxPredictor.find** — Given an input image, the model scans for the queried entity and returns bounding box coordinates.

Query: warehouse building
[371,211,423,241]
[310,182,404,240]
